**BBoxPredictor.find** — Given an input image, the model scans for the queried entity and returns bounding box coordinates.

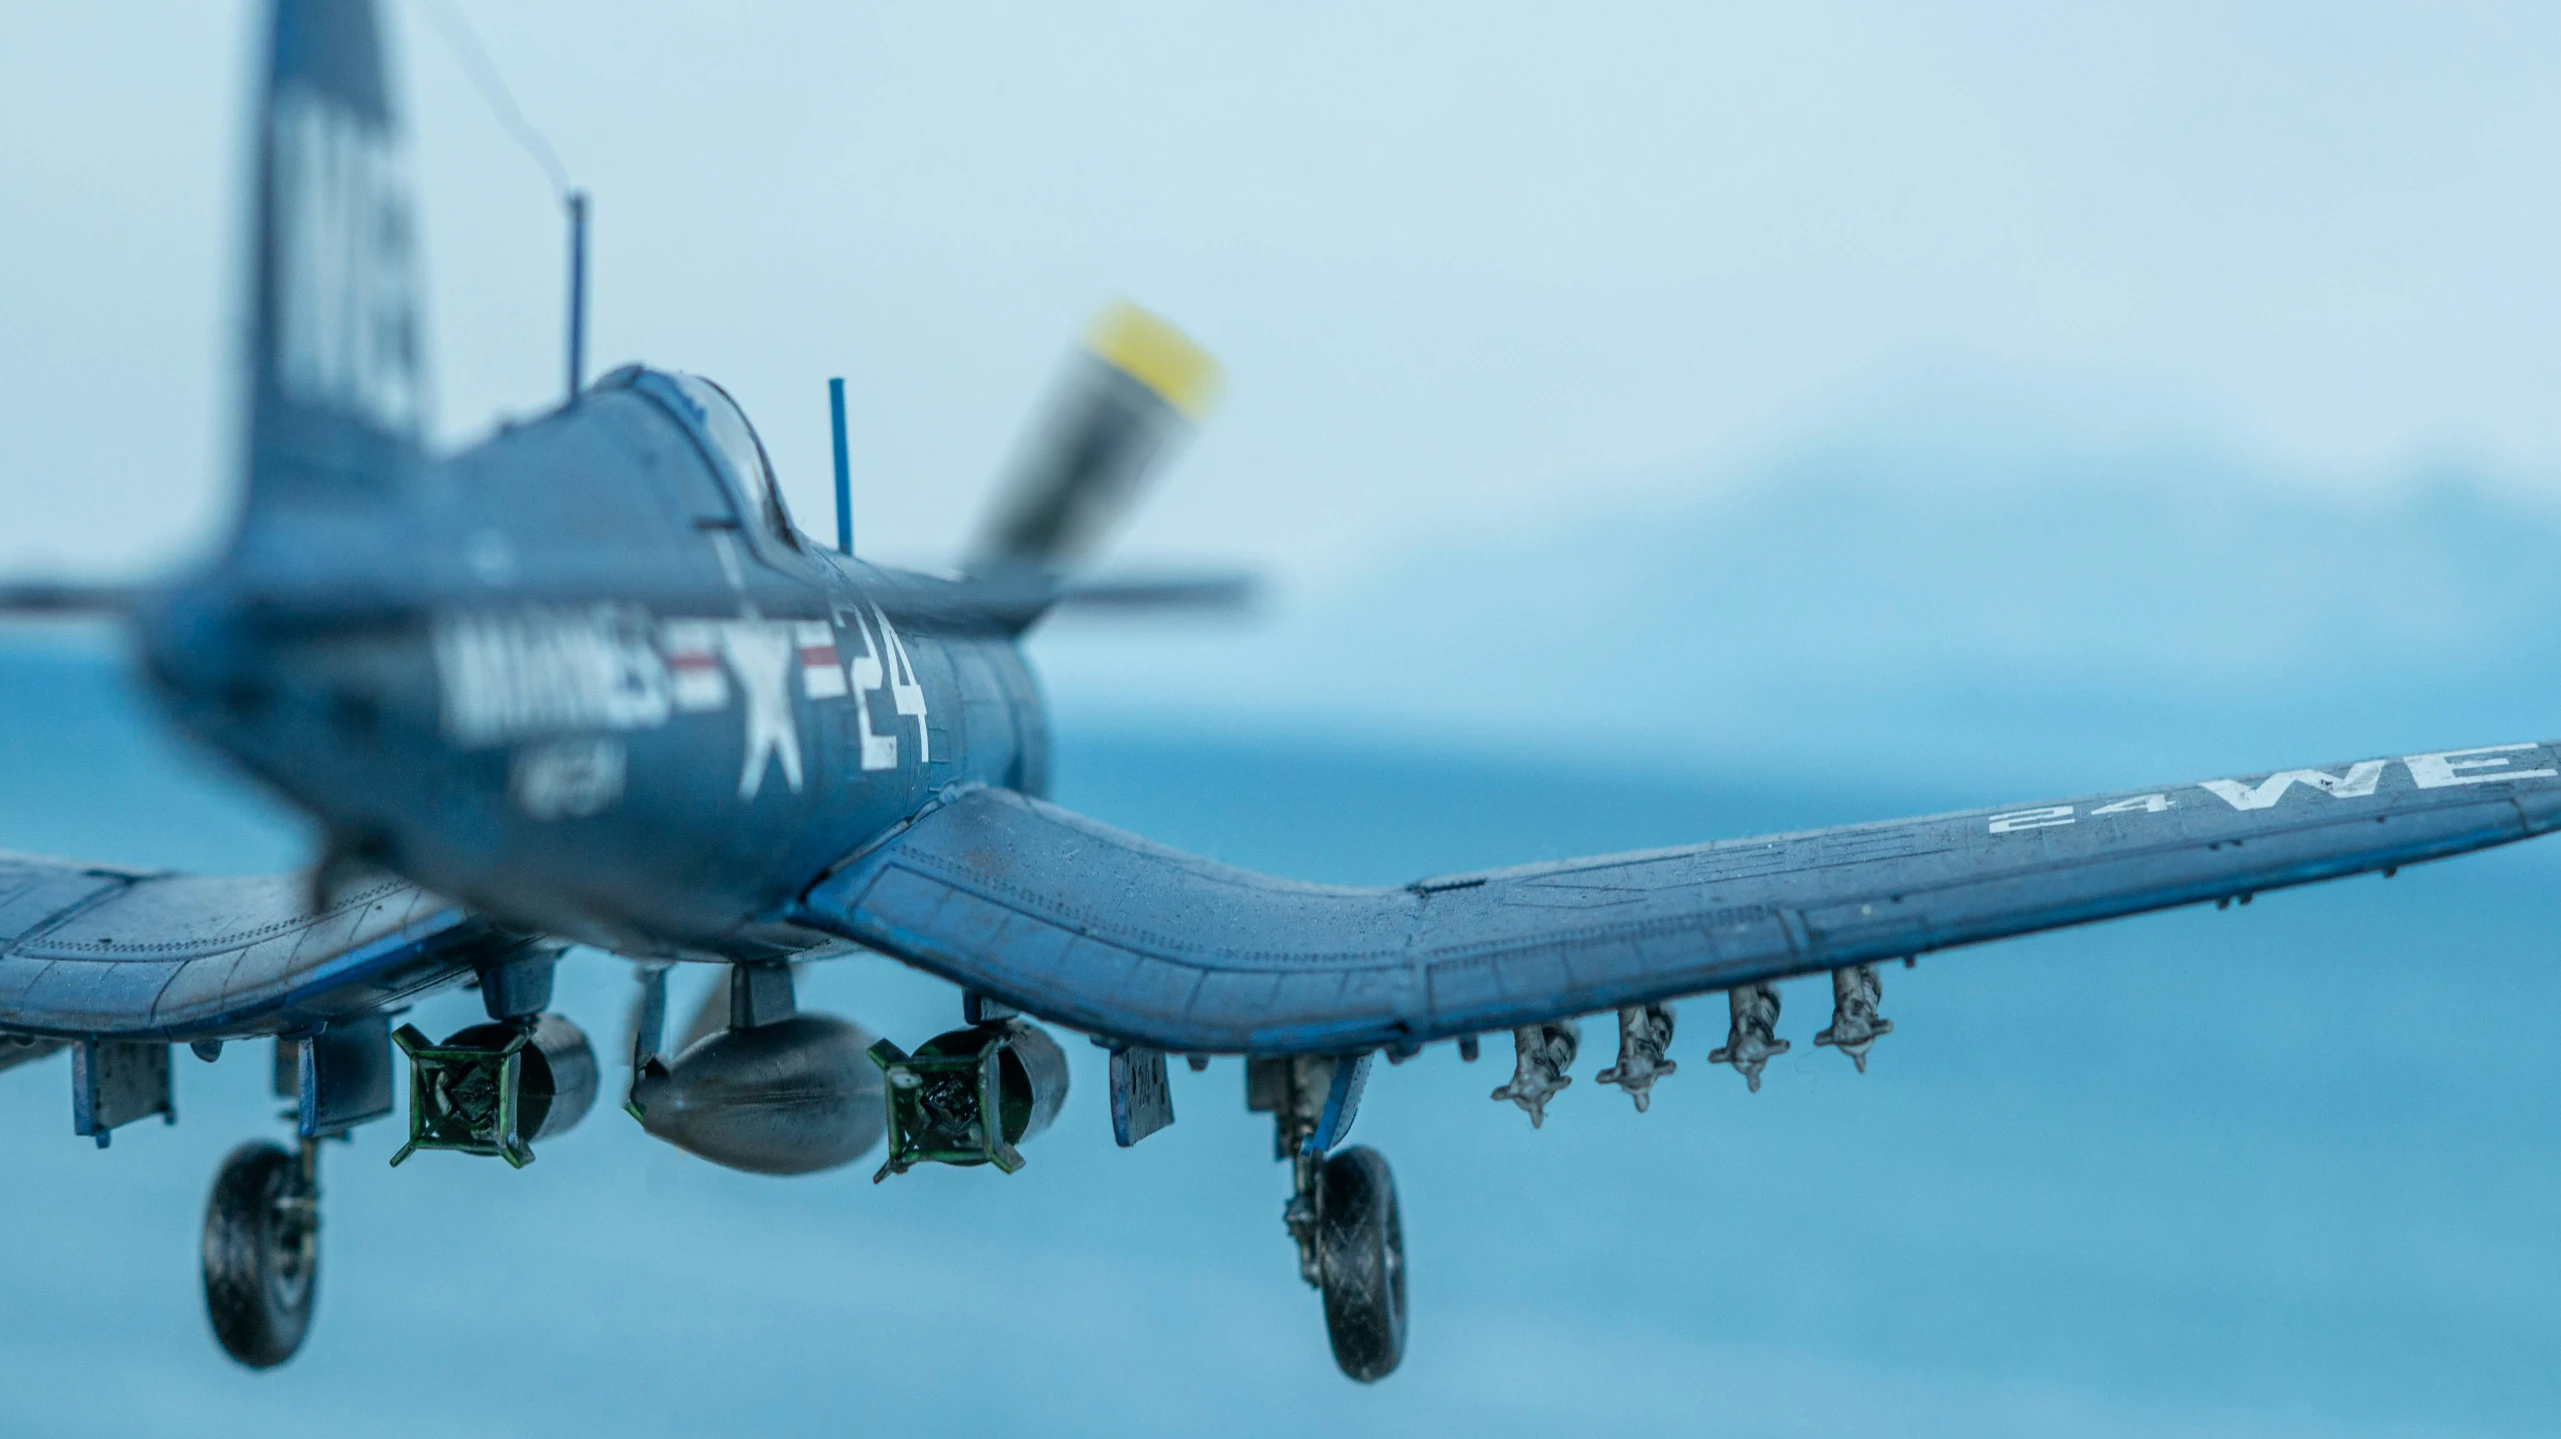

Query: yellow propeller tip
[1085,302,1223,420]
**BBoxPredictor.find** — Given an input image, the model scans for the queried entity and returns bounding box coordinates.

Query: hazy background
[4,2,2561,1435]
[7,2,2561,592]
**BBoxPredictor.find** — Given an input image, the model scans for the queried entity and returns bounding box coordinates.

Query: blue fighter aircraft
[7,0,2558,1383]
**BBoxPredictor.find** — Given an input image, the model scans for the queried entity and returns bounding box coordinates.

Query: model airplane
[5,0,2555,1384]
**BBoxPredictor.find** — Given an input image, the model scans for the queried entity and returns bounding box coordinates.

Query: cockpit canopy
[597,365,800,547]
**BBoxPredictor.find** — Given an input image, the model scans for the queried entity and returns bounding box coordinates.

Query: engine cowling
[628,1014,884,1175]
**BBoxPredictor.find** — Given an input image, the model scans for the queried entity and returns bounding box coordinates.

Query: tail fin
[239,0,427,533]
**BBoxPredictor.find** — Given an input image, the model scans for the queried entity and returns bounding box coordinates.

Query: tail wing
[240,0,427,540]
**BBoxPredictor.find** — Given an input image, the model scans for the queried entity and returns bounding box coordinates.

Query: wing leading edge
[796,743,2561,1054]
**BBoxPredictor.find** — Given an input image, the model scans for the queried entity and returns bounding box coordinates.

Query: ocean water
[0,639,2555,1438]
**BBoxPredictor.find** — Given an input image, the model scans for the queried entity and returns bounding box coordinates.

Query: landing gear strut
[1252,1056,1408,1381]
[201,1137,320,1369]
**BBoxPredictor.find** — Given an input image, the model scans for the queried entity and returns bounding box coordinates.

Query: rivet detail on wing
[795,750,2561,1055]
[0,857,513,1038]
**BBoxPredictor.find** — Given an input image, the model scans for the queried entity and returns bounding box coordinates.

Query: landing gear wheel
[202,1140,318,1368]
[1315,1145,1407,1381]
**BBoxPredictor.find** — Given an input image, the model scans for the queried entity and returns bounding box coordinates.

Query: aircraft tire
[202,1140,317,1368]
[1315,1144,1407,1381]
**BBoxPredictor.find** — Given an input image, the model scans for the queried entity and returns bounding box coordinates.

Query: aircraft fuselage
[139,371,1046,962]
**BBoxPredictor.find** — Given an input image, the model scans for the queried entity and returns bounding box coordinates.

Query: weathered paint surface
[18,0,2559,1061]
[796,747,2561,1053]
[0,859,500,1039]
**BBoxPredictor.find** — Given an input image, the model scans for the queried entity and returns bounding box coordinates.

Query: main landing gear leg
[201,1135,320,1369]
[1252,1057,1408,1382]
[201,1024,372,1370]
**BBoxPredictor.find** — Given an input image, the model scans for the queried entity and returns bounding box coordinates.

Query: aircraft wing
[0,857,514,1040]
[795,743,2561,1054]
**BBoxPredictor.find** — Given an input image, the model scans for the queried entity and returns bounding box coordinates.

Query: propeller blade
[626,962,672,1073]
[675,967,732,1054]
[1046,571,1257,613]
[969,303,1222,575]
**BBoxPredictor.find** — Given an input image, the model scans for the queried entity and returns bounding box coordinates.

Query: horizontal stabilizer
[0,579,140,616]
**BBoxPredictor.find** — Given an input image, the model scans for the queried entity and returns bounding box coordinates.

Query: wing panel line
[797,760,2561,1054]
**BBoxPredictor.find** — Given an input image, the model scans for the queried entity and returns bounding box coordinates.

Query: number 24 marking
[1987,793,2170,833]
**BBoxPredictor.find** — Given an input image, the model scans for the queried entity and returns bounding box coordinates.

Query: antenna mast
[565,191,589,402]
[415,0,582,406]
[829,378,853,554]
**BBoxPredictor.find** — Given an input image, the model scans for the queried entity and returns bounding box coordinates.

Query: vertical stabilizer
[240,0,426,537]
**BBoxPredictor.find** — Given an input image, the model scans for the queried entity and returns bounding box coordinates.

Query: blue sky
[4,2,2561,593]
[7,9,2561,1431]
